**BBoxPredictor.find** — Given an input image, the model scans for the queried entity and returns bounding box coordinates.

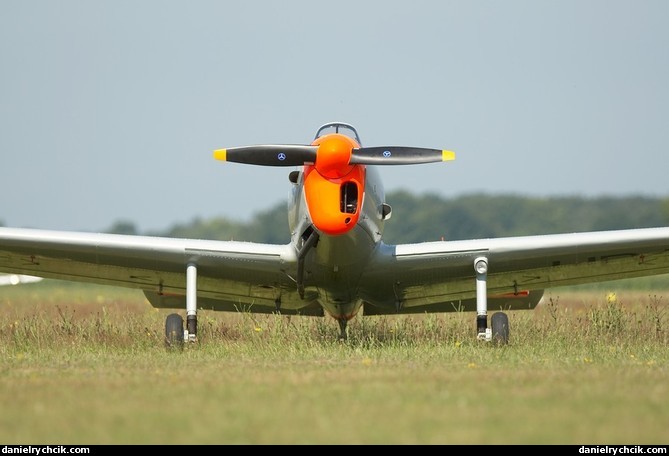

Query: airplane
[0,273,43,286]
[1,121,669,347]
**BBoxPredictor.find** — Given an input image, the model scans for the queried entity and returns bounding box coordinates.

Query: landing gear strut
[185,263,198,343]
[164,262,199,349]
[474,256,509,345]
[337,318,348,341]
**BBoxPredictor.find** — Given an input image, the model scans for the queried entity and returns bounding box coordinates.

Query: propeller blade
[350,147,455,165]
[213,145,318,166]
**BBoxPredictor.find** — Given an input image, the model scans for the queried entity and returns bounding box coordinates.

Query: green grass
[0,280,668,444]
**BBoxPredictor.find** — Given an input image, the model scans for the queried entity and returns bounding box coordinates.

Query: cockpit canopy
[314,122,362,146]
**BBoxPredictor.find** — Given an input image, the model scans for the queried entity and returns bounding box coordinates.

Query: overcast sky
[1,0,668,232]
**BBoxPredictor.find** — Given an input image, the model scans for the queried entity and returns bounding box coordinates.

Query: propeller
[214,143,455,167]
[349,147,455,165]
[213,145,318,167]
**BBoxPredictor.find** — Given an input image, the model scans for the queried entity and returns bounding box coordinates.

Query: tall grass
[2,283,666,359]
[1,281,668,444]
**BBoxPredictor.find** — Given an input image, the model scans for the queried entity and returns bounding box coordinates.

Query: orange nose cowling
[304,134,364,235]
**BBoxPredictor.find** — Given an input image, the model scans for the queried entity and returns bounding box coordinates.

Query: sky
[1,0,668,233]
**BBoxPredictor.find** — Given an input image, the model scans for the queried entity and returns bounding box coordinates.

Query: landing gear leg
[474,257,492,342]
[186,263,198,343]
[162,263,198,349]
[473,257,510,344]
[337,318,348,341]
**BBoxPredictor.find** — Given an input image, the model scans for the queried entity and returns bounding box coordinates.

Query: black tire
[165,313,185,350]
[491,312,510,345]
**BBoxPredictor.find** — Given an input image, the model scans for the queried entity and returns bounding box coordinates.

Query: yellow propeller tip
[213,149,227,161]
[442,150,456,161]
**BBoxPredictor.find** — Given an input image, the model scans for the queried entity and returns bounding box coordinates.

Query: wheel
[491,312,510,345]
[165,313,185,349]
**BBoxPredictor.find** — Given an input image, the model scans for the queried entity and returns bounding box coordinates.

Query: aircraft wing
[362,227,669,314]
[3,226,669,317]
[0,227,321,314]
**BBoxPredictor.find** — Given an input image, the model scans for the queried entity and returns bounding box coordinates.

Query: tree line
[102,192,669,244]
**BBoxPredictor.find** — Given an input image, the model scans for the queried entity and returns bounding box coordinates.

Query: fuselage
[288,124,388,320]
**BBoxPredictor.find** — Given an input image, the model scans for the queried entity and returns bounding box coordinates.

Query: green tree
[106,220,139,235]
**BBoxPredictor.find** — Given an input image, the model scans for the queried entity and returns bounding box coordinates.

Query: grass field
[1,279,668,445]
